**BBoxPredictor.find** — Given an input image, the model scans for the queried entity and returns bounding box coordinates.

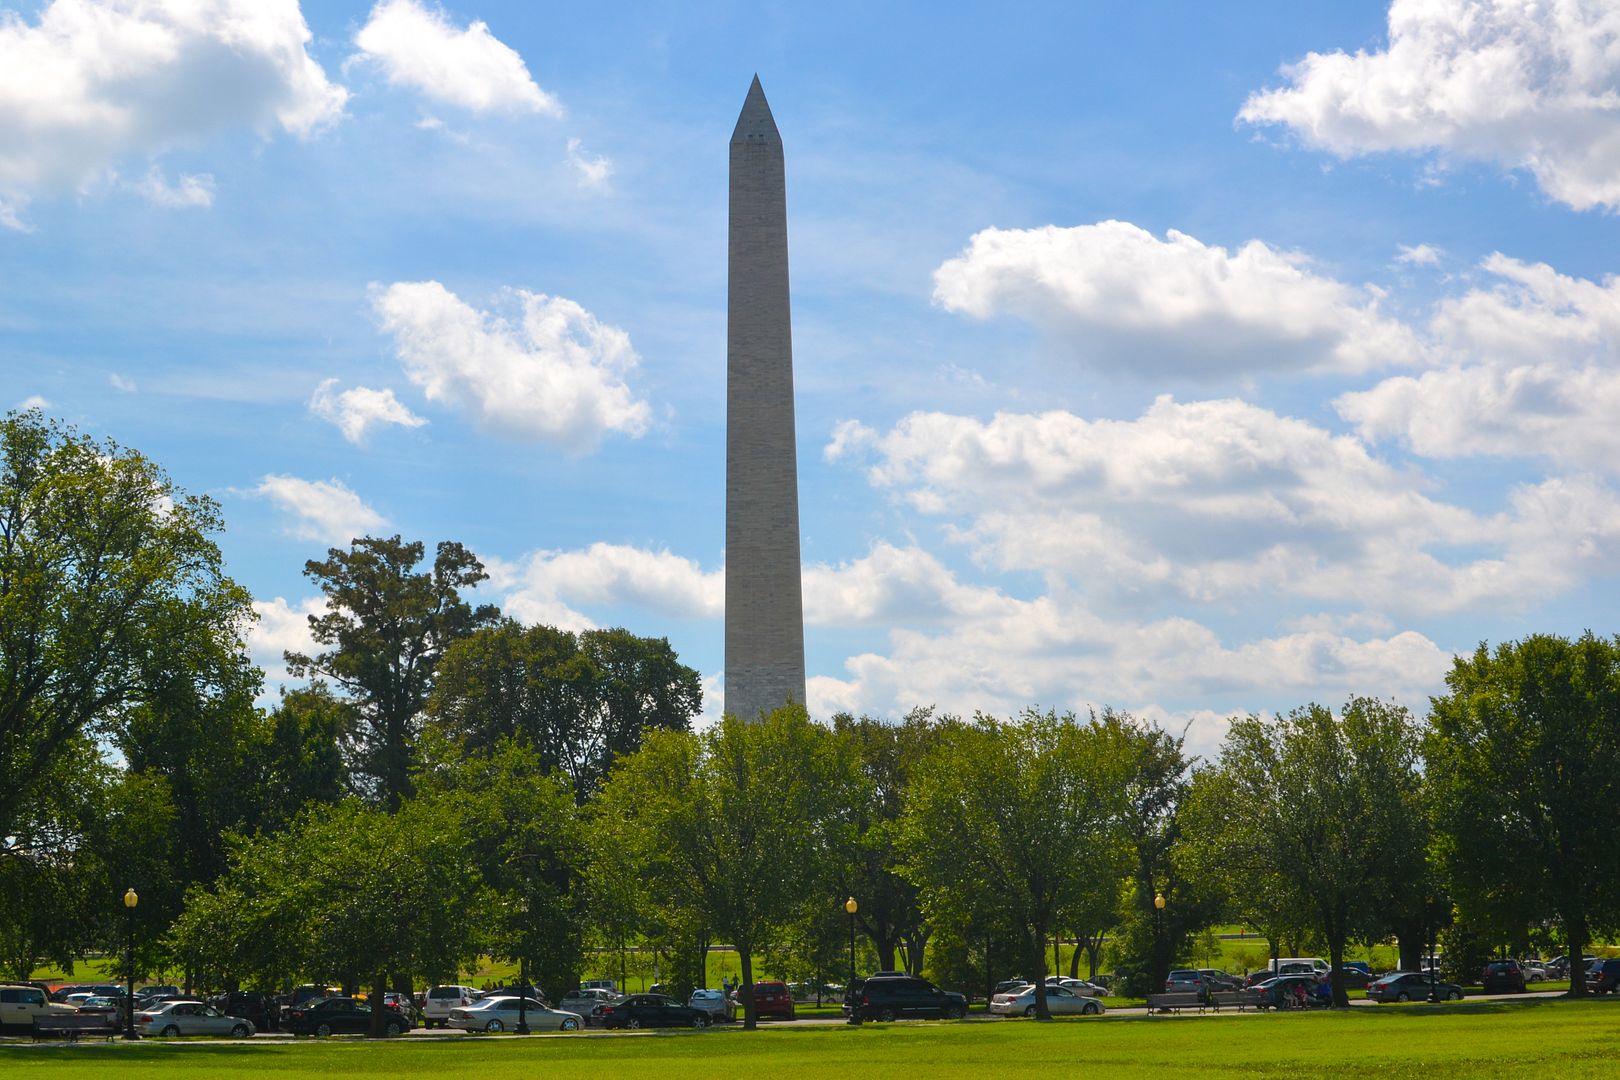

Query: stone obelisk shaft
[725,76,806,721]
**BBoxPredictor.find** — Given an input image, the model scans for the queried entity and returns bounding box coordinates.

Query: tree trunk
[1397,927,1423,973]
[1030,924,1050,1020]
[877,941,897,973]
[1068,933,1082,979]
[1567,907,1587,997]
[368,972,388,1037]
[1328,931,1348,1008]
[901,929,929,976]
[739,947,756,1030]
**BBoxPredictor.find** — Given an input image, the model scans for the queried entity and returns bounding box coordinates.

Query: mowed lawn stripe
[3,999,1619,1079]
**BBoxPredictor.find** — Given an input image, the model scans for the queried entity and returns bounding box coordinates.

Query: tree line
[3,409,1618,1029]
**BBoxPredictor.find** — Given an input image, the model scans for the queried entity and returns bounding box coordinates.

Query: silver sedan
[135,1000,256,1037]
[446,996,583,1033]
[990,984,1105,1017]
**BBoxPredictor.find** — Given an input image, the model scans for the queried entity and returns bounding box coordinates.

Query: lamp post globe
[845,897,860,1025]
[123,888,139,1040]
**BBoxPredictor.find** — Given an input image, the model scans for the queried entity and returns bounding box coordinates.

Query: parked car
[1367,972,1463,1003]
[52,983,124,1003]
[1254,976,1330,1009]
[212,991,279,1033]
[446,995,582,1032]
[1165,969,1208,996]
[558,987,620,1025]
[990,983,1104,1017]
[599,993,710,1029]
[688,989,735,1022]
[845,976,968,1022]
[286,996,410,1037]
[742,980,795,1020]
[1335,966,1374,990]
[992,979,1032,996]
[73,996,124,1025]
[1520,959,1551,982]
[135,1000,256,1038]
[422,985,483,1029]
[580,979,617,993]
[1587,958,1620,993]
[0,984,77,1033]
[136,985,181,1000]
[280,985,339,1022]
[1481,959,1527,993]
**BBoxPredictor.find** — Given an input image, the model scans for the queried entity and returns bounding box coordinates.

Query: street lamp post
[845,897,860,1026]
[123,888,139,1040]
[1153,892,1166,998]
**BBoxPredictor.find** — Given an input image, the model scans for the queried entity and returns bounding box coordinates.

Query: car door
[344,1001,372,1033]
[1046,987,1081,1016]
[661,999,688,1027]
[2,988,35,1031]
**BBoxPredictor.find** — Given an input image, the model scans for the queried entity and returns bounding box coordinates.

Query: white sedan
[990,985,1105,1017]
[135,1000,256,1037]
[446,996,583,1033]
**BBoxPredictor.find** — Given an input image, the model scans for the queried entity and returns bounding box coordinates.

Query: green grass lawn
[4,996,1618,1079]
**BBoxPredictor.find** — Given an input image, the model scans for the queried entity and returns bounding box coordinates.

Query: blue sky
[5,0,1620,756]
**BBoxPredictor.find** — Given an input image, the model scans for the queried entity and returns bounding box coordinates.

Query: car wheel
[1083,1002,1099,1016]
[878,1007,897,1022]
[160,1025,180,1038]
[485,1019,504,1033]
[1395,992,1409,1003]
[1447,990,1461,1001]
[950,1004,966,1019]
[626,1018,642,1030]
[386,1022,405,1036]
[315,1022,332,1037]
[691,1015,707,1029]
[230,1024,250,1038]
[1023,1005,1036,1018]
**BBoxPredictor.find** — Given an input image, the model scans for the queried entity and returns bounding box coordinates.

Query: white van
[1269,957,1330,976]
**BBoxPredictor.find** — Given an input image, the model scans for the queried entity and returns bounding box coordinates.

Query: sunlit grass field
[4,997,1619,1080]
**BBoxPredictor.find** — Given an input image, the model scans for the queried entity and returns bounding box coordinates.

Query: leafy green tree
[171,793,484,1030]
[250,685,347,835]
[429,621,701,802]
[414,731,587,999]
[0,408,250,843]
[1095,711,1212,994]
[832,709,946,974]
[1427,634,1620,995]
[288,534,499,809]
[591,706,856,1028]
[1202,698,1427,1006]
[900,710,1128,1019]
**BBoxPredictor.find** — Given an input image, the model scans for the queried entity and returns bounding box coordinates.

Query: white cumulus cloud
[1338,253,1620,470]
[371,280,651,450]
[1395,243,1442,267]
[932,221,1422,375]
[0,0,346,223]
[308,378,427,444]
[831,396,1620,616]
[255,474,388,546]
[1239,0,1620,211]
[352,0,560,115]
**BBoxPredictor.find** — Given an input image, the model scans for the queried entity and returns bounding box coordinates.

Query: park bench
[1210,989,1261,1011]
[1146,991,1204,1014]
[32,1013,119,1042]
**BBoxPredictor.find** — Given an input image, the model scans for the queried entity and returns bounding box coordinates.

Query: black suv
[846,976,967,1021]
[1481,960,1525,993]
[1588,958,1620,994]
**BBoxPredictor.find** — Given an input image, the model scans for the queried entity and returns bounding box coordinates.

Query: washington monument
[725,76,806,721]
